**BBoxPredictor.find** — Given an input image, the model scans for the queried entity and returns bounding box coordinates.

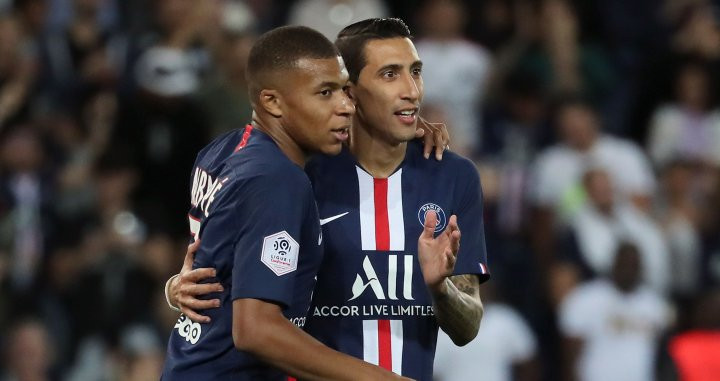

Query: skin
[253,56,354,164]
[349,37,424,177]
[563,246,642,381]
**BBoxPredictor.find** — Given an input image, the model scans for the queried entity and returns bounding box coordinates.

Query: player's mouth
[331,126,350,142]
[394,107,418,125]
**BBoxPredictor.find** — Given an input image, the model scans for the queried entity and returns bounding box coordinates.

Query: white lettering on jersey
[349,255,414,301]
[261,231,299,276]
[350,256,385,300]
[190,167,229,217]
[174,315,202,345]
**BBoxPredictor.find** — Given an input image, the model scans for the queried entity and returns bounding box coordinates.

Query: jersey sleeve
[452,160,490,282]
[223,168,312,309]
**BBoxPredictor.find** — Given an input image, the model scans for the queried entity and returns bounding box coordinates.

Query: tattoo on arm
[453,274,479,296]
[432,274,483,345]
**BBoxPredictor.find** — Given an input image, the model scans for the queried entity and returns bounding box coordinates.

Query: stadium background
[0,0,719,379]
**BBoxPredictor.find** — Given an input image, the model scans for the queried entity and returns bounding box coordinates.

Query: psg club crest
[417,203,447,233]
[261,231,299,276]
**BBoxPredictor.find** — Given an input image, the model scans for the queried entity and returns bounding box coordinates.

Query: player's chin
[395,126,418,143]
[317,141,344,156]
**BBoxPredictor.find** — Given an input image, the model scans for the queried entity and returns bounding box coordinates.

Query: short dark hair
[246,25,339,101]
[335,18,412,83]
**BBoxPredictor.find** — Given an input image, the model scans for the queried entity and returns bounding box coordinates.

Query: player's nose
[336,92,355,117]
[400,73,420,103]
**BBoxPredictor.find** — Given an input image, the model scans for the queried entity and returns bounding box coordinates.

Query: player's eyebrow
[377,61,423,75]
[376,64,402,75]
[316,81,344,90]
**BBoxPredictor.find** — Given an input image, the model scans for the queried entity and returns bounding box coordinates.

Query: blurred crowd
[0,0,719,380]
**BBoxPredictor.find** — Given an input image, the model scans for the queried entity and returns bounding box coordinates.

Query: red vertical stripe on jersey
[287,377,297,381]
[234,124,254,152]
[377,320,392,371]
[373,178,390,250]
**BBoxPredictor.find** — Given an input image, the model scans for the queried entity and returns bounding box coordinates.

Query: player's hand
[417,211,461,294]
[415,117,450,161]
[169,239,223,323]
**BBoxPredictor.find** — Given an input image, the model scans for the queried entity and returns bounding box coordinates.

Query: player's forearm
[430,275,483,346]
[233,299,407,381]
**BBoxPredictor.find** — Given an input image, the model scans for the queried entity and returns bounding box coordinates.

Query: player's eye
[412,67,422,76]
[382,70,396,79]
[319,89,332,97]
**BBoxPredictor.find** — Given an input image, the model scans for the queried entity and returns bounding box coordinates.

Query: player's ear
[259,89,282,118]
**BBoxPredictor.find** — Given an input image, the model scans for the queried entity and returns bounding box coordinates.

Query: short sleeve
[217,169,312,309]
[452,160,490,282]
[618,143,656,195]
[558,286,593,338]
[502,307,538,362]
[529,152,556,206]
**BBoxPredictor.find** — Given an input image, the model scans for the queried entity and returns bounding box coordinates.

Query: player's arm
[233,298,410,381]
[432,274,483,346]
[419,161,489,345]
[164,243,408,380]
[417,212,483,346]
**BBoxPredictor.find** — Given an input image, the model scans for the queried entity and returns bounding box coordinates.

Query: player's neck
[349,120,406,178]
[251,118,308,167]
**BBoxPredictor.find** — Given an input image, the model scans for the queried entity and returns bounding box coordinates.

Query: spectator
[654,160,703,298]
[0,13,36,129]
[647,61,720,168]
[559,243,673,381]
[482,71,550,234]
[1,318,56,381]
[489,0,615,109]
[195,0,256,137]
[0,126,54,296]
[35,0,124,114]
[529,98,657,285]
[565,169,670,293]
[531,98,656,222]
[288,0,387,40]
[415,0,492,156]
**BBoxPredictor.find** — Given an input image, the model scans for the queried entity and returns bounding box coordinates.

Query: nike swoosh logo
[320,212,349,225]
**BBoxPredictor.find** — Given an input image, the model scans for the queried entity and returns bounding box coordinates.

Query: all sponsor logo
[349,255,414,301]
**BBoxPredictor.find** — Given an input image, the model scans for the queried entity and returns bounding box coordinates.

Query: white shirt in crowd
[647,104,720,167]
[572,203,671,293]
[559,279,672,381]
[415,39,491,153]
[531,135,656,220]
[288,0,388,40]
[434,303,537,381]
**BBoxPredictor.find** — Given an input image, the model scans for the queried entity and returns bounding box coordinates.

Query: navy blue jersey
[162,125,323,380]
[304,140,489,381]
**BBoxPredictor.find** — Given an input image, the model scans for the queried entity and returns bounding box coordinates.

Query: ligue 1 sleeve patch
[261,231,299,276]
